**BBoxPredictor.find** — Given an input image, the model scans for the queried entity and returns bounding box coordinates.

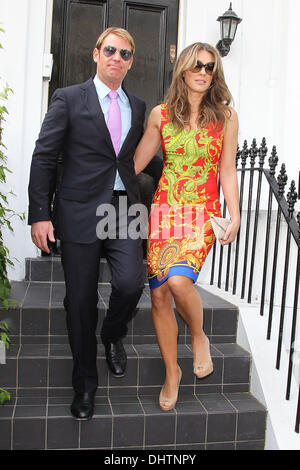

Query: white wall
[1,0,52,280]
[1,0,299,281]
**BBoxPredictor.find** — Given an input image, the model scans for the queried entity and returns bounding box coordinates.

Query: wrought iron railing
[210,137,300,434]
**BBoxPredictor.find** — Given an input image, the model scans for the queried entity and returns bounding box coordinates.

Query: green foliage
[0,388,10,405]
[0,322,11,405]
[0,26,25,311]
[0,321,10,349]
[0,23,24,405]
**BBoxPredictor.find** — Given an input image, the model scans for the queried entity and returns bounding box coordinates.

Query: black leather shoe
[70,391,95,420]
[103,339,127,377]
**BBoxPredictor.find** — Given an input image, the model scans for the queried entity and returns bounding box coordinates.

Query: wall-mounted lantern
[216,2,242,57]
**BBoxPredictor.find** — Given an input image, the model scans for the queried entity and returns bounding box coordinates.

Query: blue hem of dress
[148,265,200,290]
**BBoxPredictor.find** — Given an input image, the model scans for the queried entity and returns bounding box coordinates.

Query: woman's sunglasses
[190,61,215,75]
[101,45,133,61]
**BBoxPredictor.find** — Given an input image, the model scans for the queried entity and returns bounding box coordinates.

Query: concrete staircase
[0,257,267,450]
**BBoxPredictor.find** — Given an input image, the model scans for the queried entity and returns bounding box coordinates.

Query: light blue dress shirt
[93,75,132,191]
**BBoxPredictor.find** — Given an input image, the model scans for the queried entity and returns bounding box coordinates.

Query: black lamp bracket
[216,39,231,57]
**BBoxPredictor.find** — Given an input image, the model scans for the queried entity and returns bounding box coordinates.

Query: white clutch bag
[210,215,231,240]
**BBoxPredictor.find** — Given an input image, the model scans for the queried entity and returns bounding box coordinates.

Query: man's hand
[31,221,55,254]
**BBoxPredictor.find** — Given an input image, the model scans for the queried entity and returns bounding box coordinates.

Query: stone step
[0,258,267,450]
[1,281,238,345]
[0,392,266,450]
[25,257,143,283]
[2,342,251,397]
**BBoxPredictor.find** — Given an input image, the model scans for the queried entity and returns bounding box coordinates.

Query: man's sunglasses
[190,61,215,75]
[101,45,133,61]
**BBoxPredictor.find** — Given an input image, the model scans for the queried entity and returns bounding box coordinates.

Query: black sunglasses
[190,61,215,75]
[101,45,132,61]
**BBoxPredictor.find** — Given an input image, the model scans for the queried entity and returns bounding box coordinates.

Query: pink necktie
[107,90,121,155]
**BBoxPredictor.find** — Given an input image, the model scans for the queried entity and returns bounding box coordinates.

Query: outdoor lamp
[216,2,242,57]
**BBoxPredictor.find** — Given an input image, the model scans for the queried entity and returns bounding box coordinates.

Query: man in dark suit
[28,27,161,420]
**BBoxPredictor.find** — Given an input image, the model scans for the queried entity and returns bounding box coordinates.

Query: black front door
[50,0,179,115]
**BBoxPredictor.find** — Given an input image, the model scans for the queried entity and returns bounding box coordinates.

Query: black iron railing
[210,137,300,434]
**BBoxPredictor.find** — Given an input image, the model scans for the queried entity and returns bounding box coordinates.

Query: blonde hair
[95,27,135,55]
[165,42,232,131]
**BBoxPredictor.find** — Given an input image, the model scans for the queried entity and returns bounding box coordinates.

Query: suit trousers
[60,194,144,393]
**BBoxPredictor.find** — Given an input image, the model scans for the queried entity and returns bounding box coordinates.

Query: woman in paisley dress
[134,43,240,411]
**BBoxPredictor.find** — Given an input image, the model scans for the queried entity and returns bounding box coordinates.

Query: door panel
[124,4,165,112]
[50,0,108,96]
[64,2,107,86]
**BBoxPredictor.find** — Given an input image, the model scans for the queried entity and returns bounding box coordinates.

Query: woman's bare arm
[219,107,240,245]
[134,105,161,175]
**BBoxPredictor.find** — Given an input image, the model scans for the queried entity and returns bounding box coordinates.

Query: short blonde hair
[95,27,135,55]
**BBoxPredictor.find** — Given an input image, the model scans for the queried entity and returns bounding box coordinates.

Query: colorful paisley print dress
[147,104,223,289]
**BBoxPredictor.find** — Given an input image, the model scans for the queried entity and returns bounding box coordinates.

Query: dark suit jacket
[28,78,146,243]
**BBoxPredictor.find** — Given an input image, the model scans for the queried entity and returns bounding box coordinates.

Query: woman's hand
[219,219,240,246]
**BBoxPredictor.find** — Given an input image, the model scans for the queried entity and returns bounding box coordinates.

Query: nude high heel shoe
[159,365,182,411]
[193,335,214,379]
